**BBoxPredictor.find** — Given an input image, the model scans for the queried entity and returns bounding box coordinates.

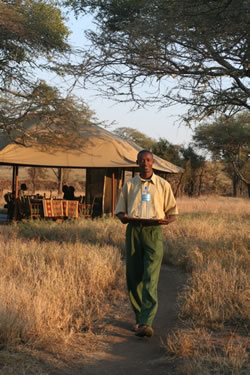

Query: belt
[129,220,160,227]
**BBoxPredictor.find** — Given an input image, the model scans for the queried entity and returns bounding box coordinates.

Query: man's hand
[116,212,129,224]
[158,215,176,225]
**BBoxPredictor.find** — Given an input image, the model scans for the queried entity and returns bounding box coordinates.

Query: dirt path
[63,265,187,375]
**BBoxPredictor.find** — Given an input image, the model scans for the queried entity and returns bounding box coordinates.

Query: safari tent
[0,120,183,217]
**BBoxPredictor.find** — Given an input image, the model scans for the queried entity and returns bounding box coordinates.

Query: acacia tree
[152,138,183,166]
[0,82,96,147]
[0,0,74,140]
[67,0,249,123]
[179,146,206,196]
[0,0,69,85]
[193,113,250,197]
[113,126,154,149]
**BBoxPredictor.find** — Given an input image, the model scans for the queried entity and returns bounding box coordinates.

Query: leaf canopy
[0,0,70,87]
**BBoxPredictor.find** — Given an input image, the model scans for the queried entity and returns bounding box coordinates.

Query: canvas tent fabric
[0,122,182,173]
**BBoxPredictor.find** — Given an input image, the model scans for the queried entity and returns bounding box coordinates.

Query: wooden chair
[17,197,31,218]
[78,203,92,218]
[16,197,42,220]
[29,200,43,218]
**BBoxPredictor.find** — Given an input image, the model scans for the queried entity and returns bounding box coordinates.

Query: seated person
[18,183,28,197]
[67,185,76,200]
[62,185,69,200]
[4,192,14,220]
[34,193,43,199]
[4,192,13,207]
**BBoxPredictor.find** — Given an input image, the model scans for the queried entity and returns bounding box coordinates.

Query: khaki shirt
[115,173,178,219]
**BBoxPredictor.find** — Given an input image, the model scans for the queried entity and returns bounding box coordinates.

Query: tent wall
[86,168,105,216]
[86,167,123,217]
[103,168,122,216]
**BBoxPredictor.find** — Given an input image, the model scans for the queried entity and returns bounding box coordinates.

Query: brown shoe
[131,323,139,332]
[135,325,154,337]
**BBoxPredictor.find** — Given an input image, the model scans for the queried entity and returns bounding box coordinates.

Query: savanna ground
[0,197,249,374]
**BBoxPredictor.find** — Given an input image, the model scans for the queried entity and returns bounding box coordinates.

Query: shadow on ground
[60,265,187,375]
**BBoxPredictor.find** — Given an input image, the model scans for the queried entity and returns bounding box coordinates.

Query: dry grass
[164,197,250,374]
[163,197,249,272]
[167,328,249,375]
[15,216,126,251]
[0,196,249,374]
[179,261,249,326]
[0,220,126,372]
[0,239,124,350]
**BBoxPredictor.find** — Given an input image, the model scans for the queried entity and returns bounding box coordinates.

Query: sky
[54,12,194,145]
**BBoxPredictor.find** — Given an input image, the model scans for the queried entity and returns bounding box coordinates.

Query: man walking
[115,150,178,337]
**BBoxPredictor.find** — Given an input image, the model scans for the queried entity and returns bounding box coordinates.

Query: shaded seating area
[11,197,92,220]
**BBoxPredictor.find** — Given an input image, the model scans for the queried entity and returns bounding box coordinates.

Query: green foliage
[113,126,155,149]
[113,126,211,196]
[194,113,250,161]
[178,145,206,196]
[0,1,83,144]
[23,2,70,52]
[113,127,185,166]
[0,0,69,85]
[193,113,250,196]
[152,138,183,166]
[180,146,205,170]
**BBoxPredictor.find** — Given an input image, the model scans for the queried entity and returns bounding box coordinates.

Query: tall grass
[164,197,250,374]
[0,220,126,355]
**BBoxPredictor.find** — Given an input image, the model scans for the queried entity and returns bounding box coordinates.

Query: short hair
[137,150,153,160]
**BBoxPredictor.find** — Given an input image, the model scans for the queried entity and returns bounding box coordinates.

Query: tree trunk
[198,171,204,196]
[232,173,238,197]
[231,161,250,199]
[188,180,194,197]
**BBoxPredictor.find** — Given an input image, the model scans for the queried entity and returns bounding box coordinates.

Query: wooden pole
[111,170,115,217]
[13,166,19,221]
[15,166,19,199]
[58,168,63,195]
[122,168,125,186]
[12,166,16,195]
[86,168,89,204]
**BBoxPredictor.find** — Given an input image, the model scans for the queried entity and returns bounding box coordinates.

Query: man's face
[137,152,154,177]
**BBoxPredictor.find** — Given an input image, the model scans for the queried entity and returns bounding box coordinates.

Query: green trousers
[125,223,164,327]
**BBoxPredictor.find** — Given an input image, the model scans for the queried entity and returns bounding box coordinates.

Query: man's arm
[158,215,176,225]
[116,212,129,224]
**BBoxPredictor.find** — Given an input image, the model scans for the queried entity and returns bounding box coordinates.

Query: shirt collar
[138,173,156,185]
